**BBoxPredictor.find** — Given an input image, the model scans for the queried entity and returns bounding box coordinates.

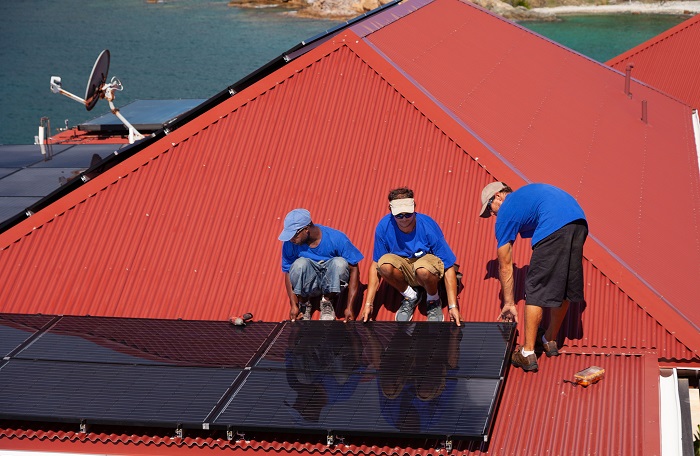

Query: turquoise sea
[0,0,689,145]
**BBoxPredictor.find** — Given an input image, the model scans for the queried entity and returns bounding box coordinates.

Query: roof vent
[625,64,634,99]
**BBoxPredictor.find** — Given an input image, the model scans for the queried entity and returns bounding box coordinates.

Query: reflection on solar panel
[0,314,514,443]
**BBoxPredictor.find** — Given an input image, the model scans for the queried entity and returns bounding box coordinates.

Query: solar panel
[31,144,126,168]
[213,321,514,440]
[16,316,278,367]
[0,145,71,168]
[0,314,55,357]
[79,99,206,133]
[0,359,241,427]
[0,314,514,443]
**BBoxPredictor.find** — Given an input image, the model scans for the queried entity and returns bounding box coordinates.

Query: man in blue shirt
[279,208,363,322]
[479,182,587,372]
[362,188,461,325]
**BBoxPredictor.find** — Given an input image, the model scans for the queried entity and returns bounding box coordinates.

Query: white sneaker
[319,298,335,321]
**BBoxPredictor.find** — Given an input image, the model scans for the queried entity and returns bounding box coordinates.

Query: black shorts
[525,220,588,308]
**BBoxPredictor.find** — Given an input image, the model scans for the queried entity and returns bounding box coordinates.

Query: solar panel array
[0,313,514,442]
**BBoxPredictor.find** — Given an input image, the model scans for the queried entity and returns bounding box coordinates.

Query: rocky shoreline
[228,0,700,21]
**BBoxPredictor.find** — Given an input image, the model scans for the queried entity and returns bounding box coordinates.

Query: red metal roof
[606,13,700,109]
[0,0,698,454]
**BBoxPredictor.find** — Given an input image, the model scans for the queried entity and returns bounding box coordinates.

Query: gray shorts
[525,220,588,308]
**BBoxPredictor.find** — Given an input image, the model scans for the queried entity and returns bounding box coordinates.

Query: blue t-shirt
[372,213,457,269]
[495,183,586,249]
[281,225,364,273]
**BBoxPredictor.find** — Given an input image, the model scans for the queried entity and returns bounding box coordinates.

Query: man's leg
[289,257,323,319]
[545,300,570,343]
[415,267,440,295]
[318,257,349,320]
[524,304,543,352]
[289,257,324,297]
[378,262,411,292]
[377,254,422,321]
[322,257,350,299]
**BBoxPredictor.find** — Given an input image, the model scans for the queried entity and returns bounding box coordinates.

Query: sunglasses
[394,212,415,219]
[487,196,496,214]
[293,225,308,238]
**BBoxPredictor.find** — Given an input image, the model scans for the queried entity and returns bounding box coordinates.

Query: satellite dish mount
[50,50,144,144]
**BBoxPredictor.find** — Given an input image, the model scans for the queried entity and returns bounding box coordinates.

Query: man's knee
[289,257,315,283]
[415,266,439,285]
[327,256,349,270]
[377,261,398,278]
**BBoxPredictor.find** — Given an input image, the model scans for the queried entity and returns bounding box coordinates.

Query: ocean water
[0,0,688,145]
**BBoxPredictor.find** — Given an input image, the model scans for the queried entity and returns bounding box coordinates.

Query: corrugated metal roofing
[0,0,698,454]
[606,13,700,109]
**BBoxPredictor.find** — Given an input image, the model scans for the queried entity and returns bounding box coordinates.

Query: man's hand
[498,303,518,323]
[361,303,373,322]
[344,306,355,323]
[290,303,300,322]
[448,306,462,326]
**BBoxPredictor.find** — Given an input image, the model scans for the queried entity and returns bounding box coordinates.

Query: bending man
[479,182,587,372]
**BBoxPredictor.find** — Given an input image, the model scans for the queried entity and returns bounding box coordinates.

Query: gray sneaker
[300,302,312,321]
[319,298,335,321]
[426,298,444,322]
[395,290,422,322]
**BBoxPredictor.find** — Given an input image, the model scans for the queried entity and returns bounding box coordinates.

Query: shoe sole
[511,360,538,372]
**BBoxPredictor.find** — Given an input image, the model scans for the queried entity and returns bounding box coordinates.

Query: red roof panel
[607,13,700,109]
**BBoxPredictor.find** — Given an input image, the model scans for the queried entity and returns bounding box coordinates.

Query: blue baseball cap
[279,208,312,241]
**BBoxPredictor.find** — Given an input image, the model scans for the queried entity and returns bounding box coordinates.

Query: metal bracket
[227,428,246,442]
[445,437,453,452]
[79,419,88,434]
[326,431,334,446]
[174,424,183,439]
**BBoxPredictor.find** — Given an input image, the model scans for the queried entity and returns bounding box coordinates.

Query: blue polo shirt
[372,213,457,269]
[281,225,363,273]
[495,183,586,249]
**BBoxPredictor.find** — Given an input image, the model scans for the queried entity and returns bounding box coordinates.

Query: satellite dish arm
[104,78,144,143]
[50,76,93,108]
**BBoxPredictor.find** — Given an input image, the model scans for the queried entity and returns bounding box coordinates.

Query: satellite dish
[50,50,145,144]
[84,49,110,111]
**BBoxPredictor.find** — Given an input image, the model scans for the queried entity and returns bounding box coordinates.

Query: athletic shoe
[395,290,423,322]
[300,302,312,321]
[511,346,538,372]
[319,298,335,321]
[426,298,444,322]
[536,328,560,357]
